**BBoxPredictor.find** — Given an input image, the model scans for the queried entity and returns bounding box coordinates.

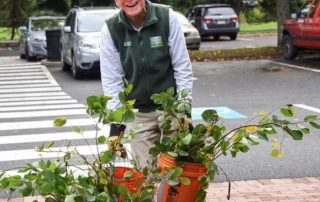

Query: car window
[77,12,117,32]
[204,7,235,16]
[300,2,313,18]
[30,19,65,31]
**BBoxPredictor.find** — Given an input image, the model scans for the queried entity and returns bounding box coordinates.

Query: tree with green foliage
[0,0,35,39]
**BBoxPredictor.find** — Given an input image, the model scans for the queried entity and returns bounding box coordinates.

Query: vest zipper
[138,31,150,103]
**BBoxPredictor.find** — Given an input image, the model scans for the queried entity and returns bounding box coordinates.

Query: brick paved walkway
[207,177,320,202]
[1,177,320,202]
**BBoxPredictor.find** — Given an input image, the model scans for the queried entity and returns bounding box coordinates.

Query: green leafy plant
[150,87,320,201]
[0,83,158,202]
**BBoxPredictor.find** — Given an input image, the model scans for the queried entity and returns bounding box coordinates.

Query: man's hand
[108,123,127,158]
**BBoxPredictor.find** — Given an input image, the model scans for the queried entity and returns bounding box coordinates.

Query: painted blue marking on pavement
[192,107,247,120]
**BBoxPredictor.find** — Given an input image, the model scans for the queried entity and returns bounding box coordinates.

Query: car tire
[214,35,220,40]
[71,54,83,79]
[229,33,237,40]
[25,45,35,61]
[282,35,298,60]
[20,53,25,59]
[61,50,71,71]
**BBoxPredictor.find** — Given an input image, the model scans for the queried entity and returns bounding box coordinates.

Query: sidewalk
[1,177,320,202]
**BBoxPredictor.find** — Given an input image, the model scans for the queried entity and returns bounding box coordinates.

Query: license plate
[217,20,226,24]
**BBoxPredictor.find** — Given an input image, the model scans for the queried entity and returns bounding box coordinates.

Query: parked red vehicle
[282,0,320,60]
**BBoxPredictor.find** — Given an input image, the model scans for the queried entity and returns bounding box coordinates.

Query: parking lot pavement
[2,177,320,201]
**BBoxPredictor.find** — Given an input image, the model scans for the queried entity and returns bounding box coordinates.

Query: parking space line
[294,104,320,113]
[270,61,320,73]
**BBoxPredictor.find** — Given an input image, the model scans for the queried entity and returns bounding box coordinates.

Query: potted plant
[149,87,320,202]
[0,83,157,202]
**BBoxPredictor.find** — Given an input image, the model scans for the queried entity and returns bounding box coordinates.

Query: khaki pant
[127,111,161,168]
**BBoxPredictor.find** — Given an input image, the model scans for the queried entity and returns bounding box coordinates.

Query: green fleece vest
[106,1,176,111]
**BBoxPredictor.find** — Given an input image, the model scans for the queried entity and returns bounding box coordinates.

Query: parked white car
[175,12,201,50]
[60,7,119,79]
[19,16,65,61]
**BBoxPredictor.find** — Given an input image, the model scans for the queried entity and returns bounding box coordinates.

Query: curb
[0,40,19,48]
[40,59,61,67]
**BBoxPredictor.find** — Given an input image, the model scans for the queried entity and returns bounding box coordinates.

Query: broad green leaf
[272,115,290,125]
[182,134,192,145]
[271,149,284,158]
[178,149,189,156]
[180,177,191,185]
[257,131,269,141]
[181,89,189,98]
[280,107,295,117]
[201,109,218,122]
[118,92,126,104]
[101,150,113,163]
[304,114,318,122]
[53,117,66,128]
[111,108,124,123]
[98,136,106,144]
[19,186,32,197]
[284,128,303,140]
[118,184,128,195]
[124,83,133,94]
[167,151,178,158]
[123,171,133,180]
[220,140,229,155]
[123,109,135,122]
[65,195,76,202]
[168,178,179,186]
[310,122,320,129]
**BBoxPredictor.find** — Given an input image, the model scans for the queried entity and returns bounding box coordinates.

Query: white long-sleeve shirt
[100,8,193,110]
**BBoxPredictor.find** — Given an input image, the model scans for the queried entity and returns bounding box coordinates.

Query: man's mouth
[127,1,138,8]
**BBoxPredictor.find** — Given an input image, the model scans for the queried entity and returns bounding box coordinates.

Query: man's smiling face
[116,0,146,17]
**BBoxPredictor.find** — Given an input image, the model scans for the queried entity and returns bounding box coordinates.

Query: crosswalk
[0,61,107,173]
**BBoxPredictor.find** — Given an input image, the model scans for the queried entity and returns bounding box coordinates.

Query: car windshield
[31,19,65,31]
[77,12,117,32]
[205,7,235,16]
[175,12,191,25]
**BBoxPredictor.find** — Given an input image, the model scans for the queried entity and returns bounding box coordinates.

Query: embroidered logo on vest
[150,36,163,48]
[124,41,132,47]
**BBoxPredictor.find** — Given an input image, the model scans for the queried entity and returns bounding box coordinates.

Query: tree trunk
[71,0,79,7]
[230,0,242,16]
[276,0,290,47]
[10,27,15,40]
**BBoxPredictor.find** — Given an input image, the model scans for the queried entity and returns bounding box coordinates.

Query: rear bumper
[200,27,239,36]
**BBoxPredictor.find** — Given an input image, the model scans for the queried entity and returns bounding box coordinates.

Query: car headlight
[78,39,98,49]
[27,37,45,43]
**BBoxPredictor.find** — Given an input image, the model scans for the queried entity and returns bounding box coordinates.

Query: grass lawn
[0,27,19,40]
[240,22,277,32]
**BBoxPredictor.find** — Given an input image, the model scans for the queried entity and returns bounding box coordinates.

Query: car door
[293,1,315,47]
[62,10,75,65]
[302,0,320,48]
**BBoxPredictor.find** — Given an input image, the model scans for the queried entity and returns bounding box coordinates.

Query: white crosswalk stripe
[0,60,106,174]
